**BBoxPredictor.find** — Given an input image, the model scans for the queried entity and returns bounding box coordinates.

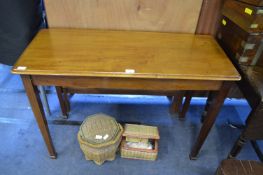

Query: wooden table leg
[189,82,232,159]
[170,91,184,115]
[227,135,246,159]
[55,86,68,118]
[201,91,215,123]
[179,91,193,120]
[39,86,51,116]
[63,88,70,113]
[21,75,57,159]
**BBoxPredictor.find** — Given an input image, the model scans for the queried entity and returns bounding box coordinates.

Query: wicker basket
[78,114,123,165]
[120,124,160,161]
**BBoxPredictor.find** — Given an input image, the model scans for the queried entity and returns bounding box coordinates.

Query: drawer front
[222,0,263,33]
[237,0,263,6]
[217,16,263,65]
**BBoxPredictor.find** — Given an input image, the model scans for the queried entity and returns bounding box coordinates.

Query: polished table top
[12,29,240,81]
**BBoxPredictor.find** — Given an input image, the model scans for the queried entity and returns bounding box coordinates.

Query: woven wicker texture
[123,124,160,139]
[121,124,159,161]
[79,113,120,144]
[121,147,157,161]
[78,127,122,165]
[78,114,123,165]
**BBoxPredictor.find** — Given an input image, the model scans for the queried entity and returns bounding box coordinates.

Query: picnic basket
[120,124,160,161]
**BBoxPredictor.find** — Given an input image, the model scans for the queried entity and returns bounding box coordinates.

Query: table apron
[31,75,223,91]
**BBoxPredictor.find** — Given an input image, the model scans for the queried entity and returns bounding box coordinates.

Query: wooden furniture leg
[190,82,232,159]
[62,88,70,113]
[227,105,263,161]
[201,91,215,123]
[227,135,246,159]
[39,85,51,116]
[170,91,184,115]
[179,91,193,119]
[55,86,68,118]
[228,136,263,162]
[21,75,57,158]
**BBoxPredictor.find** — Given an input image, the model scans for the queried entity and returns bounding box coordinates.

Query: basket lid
[123,124,160,139]
[79,113,121,145]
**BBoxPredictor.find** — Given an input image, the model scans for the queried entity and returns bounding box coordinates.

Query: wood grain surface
[217,16,263,65]
[237,0,263,6]
[44,0,203,33]
[195,0,225,35]
[222,0,263,33]
[12,29,240,81]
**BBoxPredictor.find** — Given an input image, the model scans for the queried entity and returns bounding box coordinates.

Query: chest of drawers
[222,0,263,33]
[217,16,263,65]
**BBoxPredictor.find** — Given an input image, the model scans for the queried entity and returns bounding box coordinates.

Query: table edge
[11,69,241,81]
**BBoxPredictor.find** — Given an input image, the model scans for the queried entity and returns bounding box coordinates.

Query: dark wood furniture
[195,0,225,36]
[238,0,263,6]
[222,0,263,33]
[12,28,240,159]
[218,0,263,161]
[217,16,263,66]
[216,159,263,175]
[220,0,263,65]
[58,88,186,117]
[228,65,263,161]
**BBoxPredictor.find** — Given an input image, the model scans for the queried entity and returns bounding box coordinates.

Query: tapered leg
[179,91,193,119]
[39,86,51,116]
[227,135,246,159]
[21,75,57,158]
[190,82,232,159]
[55,86,68,118]
[201,91,215,123]
[170,91,184,114]
[62,88,70,113]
